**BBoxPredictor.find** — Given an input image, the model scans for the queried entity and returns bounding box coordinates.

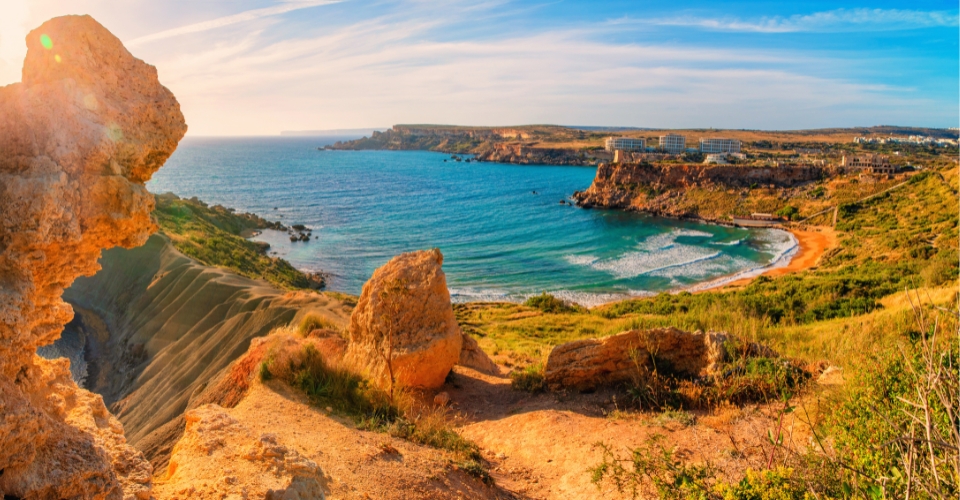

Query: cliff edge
[0,15,186,499]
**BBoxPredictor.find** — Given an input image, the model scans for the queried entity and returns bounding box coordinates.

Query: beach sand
[712,226,838,291]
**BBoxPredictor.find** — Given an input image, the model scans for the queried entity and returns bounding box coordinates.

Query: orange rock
[344,249,463,389]
[543,328,729,391]
[154,405,326,499]
[0,14,186,499]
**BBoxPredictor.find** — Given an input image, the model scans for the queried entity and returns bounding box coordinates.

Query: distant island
[281,127,389,136]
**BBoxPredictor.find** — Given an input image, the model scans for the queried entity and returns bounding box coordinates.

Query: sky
[0,0,957,135]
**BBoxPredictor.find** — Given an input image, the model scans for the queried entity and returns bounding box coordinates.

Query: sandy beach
[711,226,838,290]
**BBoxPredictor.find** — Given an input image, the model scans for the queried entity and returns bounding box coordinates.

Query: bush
[714,468,814,500]
[510,363,545,393]
[297,314,339,336]
[774,205,799,221]
[524,293,581,314]
[591,434,715,500]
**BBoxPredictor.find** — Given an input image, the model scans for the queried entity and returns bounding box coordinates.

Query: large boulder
[543,328,729,391]
[0,15,186,499]
[344,249,463,389]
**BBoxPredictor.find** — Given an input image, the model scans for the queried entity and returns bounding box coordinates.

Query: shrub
[297,314,339,336]
[714,468,814,500]
[510,363,545,393]
[774,206,799,221]
[524,293,582,314]
[591,434,716,500]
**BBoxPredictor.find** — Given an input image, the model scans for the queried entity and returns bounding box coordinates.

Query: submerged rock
[343,249,463,389]
[0,14,186,499]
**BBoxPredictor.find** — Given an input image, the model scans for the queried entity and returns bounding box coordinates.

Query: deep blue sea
[147,137,797,306]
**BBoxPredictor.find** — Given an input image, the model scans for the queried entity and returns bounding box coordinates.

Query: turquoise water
[147,137,796,305]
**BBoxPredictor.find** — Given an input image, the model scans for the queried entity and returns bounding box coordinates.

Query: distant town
[603,132,958,176]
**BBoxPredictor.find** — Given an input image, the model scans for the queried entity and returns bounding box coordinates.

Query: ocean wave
[685,229,799,293]
[448,287,652,308]
[714,238,743,246]
[563,255,598,266]
[674,228,714,238]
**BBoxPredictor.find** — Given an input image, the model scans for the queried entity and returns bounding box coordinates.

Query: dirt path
[447,367,803,499]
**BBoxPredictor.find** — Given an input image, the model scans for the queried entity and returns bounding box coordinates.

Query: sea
[146,136,797,306]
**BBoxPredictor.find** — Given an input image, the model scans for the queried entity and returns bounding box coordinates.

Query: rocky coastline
[573,161,824,223]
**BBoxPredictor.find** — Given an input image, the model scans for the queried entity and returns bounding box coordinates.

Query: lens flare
[54,54,61,63]
[40,34,53,50]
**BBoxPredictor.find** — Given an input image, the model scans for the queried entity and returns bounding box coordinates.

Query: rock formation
[153,405,326,499]
[343,249,463,389]
[543,328,729,391]
[573,162,823,220]
[0,15,186,499]
[458,333,501,375]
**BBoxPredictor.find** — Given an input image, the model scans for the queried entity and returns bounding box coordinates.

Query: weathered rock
[154,405,326,499]
[573,162,822,219]
[343,249,463,389]
[0,14,186,499]
[458,333,501,375]
[543,328,729,391]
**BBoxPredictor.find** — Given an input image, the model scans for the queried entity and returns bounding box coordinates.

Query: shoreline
[690,225,837,294]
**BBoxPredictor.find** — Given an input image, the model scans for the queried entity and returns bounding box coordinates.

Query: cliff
[61,234,352,466]
[573,162,823,221]
[326,124,601,165]
[0,15,186,499]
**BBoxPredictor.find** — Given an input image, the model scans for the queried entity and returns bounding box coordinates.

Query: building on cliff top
[659,134,686,154]
[842,154,896,174]
[699,138,741,154]
[605,137,645,152]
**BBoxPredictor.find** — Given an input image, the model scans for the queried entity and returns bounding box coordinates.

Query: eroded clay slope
[0,15,186,499]
[63,234,352,464]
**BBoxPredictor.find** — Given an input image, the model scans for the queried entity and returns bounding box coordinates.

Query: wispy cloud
[144,5,939,135]
[644,8,959,33]
[126,0,343,47]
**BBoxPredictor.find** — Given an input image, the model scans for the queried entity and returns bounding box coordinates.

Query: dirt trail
[447,367,814,499]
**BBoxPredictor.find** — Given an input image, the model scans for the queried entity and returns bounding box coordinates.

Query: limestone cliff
[573,162,823,221]
[0,15,186,499]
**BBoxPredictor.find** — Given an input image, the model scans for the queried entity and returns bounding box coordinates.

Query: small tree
[376,278,409,403]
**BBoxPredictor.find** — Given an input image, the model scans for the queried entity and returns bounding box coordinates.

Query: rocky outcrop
[344,249,463,389]
[0,15,186,499]
[473,143,596,166]
[573,162,823,220]
[543,328,729,391]
[458,333,501,375]
[153,405,326,499]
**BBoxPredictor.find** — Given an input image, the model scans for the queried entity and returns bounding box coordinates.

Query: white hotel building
[659,134,686,154]
[604,137,645,152]
[699,138,741,154]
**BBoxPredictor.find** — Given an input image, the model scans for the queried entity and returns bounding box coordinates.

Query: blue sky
[2,0,957,135]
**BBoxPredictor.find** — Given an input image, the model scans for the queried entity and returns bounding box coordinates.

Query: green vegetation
[459,165,958,497]
[153,193,321,290]
[524,293,583,314]
[297,314,340,335]
[509,362,545,393]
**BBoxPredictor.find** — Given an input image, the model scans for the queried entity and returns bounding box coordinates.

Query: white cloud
[645,8,959,33]
[126,0,343,47]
